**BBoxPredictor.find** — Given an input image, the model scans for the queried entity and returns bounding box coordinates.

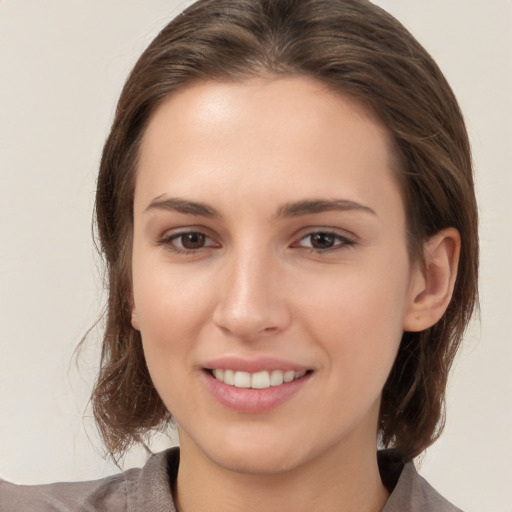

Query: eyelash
[158,229,355,255]
[159,231,220,254]
[292,231,355,253]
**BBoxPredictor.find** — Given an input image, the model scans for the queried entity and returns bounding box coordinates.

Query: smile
[210,369,308,389]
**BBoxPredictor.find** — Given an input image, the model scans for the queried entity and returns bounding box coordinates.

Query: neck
[174,433,388,512]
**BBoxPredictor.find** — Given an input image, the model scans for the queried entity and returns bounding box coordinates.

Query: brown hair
[93,0,478,462]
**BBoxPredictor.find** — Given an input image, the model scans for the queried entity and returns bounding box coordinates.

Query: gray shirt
[0,448,462,511]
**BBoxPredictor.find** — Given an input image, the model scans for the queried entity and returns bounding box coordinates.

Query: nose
[212,248,291,341]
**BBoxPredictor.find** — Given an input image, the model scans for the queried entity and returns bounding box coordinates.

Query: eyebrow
[145,196,222,218]
[277,199,376,218]
[144,196,376,219]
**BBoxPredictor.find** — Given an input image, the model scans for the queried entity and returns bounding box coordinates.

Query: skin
[130,76,460,512]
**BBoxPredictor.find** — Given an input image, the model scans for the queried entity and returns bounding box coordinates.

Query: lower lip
[202,371,312,413]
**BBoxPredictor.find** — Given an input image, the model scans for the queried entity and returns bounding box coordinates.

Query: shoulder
[0,448,179,512]
[0,471,131,512]
[380,451,463,512]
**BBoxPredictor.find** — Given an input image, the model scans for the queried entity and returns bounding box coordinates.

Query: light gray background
[1,1,511,511]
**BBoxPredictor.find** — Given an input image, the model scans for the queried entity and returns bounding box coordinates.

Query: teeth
[234,371,251,388]
[283,370,295,383]
[224,369,235,386]
[270,370,284,386]
[211,369,308,389]
[251,370,271,389]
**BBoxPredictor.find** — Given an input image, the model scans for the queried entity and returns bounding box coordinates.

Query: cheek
[131,269,211,415]
[131,256,238,413]
[131,260,213,374]
[132,245,214,329]
[293,255,410,382]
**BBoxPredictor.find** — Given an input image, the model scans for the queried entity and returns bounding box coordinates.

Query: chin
[210,446,305,476]
[184,425,311,476]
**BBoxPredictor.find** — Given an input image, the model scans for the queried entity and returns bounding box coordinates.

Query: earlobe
[131,308,140,331]
[130,295,140,331]
[403,228,461,332]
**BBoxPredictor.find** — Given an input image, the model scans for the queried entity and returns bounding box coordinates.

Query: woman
[0,0,478,510]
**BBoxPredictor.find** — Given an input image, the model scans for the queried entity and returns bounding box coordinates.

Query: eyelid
[158,227,221,253]
[291,228,356,251]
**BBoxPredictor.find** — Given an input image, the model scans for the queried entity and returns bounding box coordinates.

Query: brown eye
[179,232,206,249]
[160,229,221,254]
[309,233,336,249]
[162,230,220,253]
[293,230,355,252]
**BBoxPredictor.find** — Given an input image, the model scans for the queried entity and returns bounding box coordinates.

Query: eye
[175,232,207,250]
[160,230,220,253]
[294,231,354,252]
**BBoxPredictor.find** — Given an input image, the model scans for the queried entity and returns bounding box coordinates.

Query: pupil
[311,233,334,249]
[182,233,205,249]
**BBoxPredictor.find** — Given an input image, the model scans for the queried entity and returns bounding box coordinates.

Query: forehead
[140,75,391,157]
[135,76,402,219]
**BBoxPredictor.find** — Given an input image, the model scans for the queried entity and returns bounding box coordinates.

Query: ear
[130,295,140,331]
[403,228,461,332]
[131,309,140,331]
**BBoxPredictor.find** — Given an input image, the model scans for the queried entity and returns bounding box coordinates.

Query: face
[131,76,421,475]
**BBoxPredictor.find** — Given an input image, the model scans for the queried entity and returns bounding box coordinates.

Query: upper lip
[202,355,311,373]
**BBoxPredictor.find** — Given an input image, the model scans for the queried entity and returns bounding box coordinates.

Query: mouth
[206,368,312,389]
